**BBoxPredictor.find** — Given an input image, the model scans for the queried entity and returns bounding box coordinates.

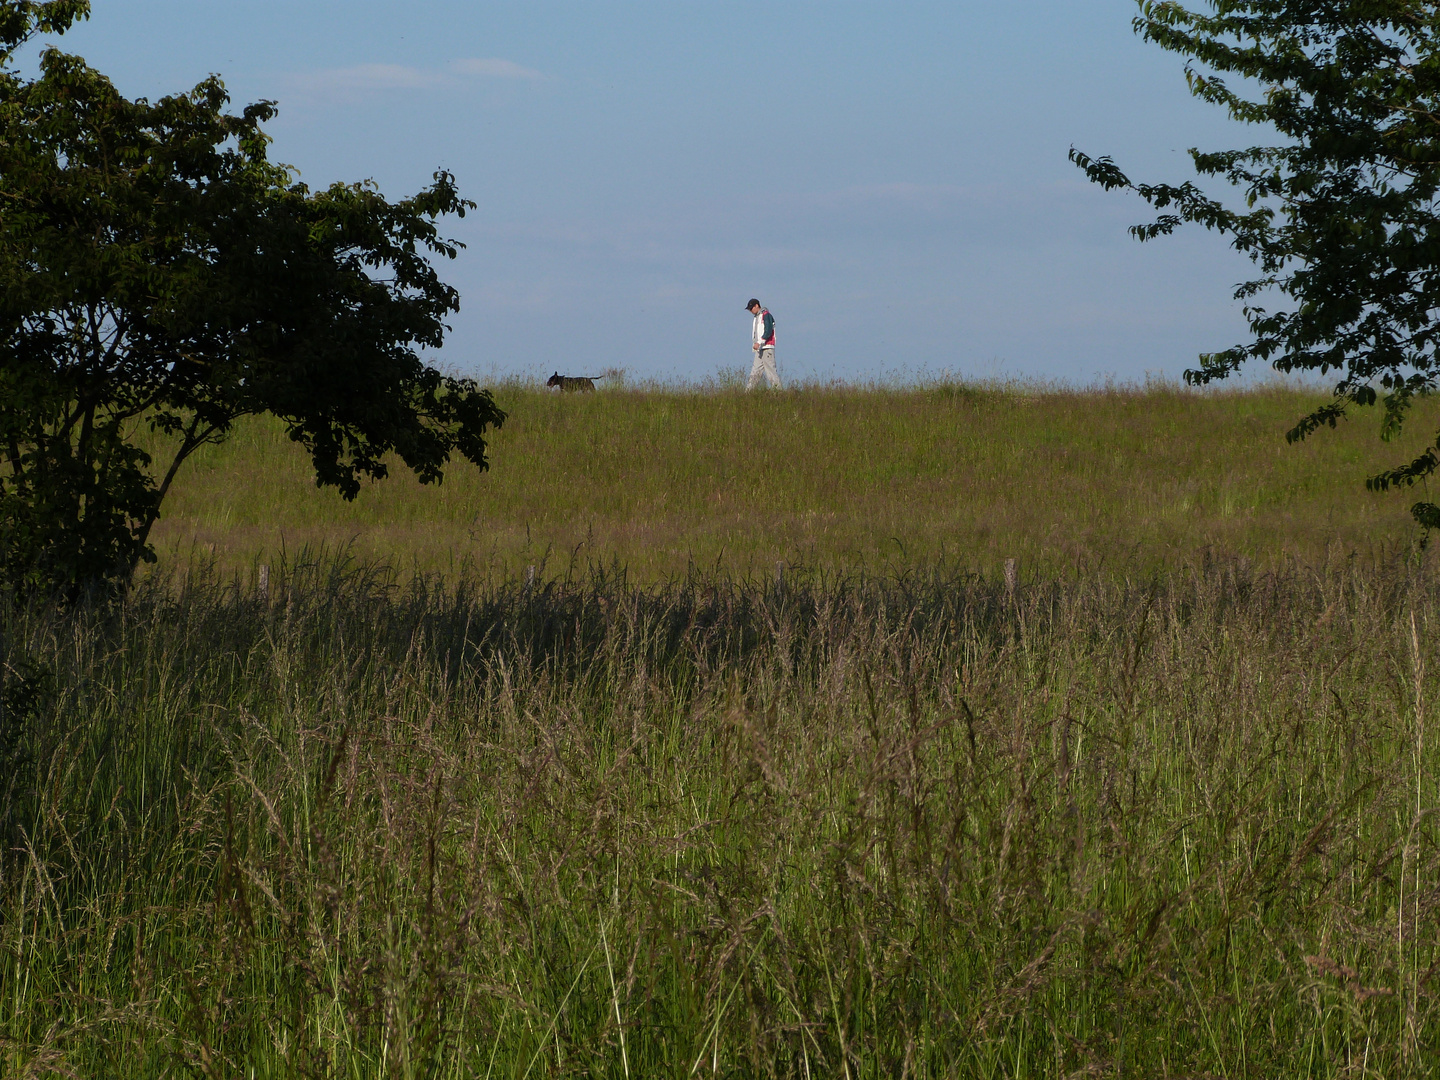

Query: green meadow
[148,381,1436,582]
[5,384,1440,1077]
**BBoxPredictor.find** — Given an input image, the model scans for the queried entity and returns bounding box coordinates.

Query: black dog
[546,372,601,393]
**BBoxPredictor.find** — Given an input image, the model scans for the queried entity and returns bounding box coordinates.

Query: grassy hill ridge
[146,382,1438,581]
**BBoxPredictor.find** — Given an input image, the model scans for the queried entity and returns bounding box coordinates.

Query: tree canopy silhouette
[1073,1,1440,531]
[0,0,504,595]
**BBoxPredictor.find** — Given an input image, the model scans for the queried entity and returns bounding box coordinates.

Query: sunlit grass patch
[145,381,1439,584]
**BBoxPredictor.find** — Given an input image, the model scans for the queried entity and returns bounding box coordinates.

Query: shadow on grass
[3,548,1438,1076]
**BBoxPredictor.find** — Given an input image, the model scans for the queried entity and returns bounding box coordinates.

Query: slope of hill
[146,382,1437,581]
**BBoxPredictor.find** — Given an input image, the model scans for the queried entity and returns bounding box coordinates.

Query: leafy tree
[0,0,504,595]
[1071,0,1440,530]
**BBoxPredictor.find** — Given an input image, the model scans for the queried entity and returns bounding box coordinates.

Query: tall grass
[145,382,1440,582]
[3,552,1438,1076]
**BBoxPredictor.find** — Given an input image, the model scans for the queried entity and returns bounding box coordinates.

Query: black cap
[746,298,760,309]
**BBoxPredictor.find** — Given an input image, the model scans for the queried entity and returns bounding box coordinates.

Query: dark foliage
[0,1,504,595]
[1072,1,1440,530]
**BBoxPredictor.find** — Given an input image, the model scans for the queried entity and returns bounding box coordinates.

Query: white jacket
[752,308,775,349]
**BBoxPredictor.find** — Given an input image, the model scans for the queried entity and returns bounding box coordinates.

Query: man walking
[745,298,780,390]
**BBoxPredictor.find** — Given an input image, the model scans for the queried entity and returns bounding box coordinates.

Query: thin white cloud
[283,58,542,100]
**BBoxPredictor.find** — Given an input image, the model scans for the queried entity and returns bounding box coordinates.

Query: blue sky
[43,2,1267,384]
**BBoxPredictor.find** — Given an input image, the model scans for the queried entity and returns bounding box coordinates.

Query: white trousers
[747,347,780,389]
